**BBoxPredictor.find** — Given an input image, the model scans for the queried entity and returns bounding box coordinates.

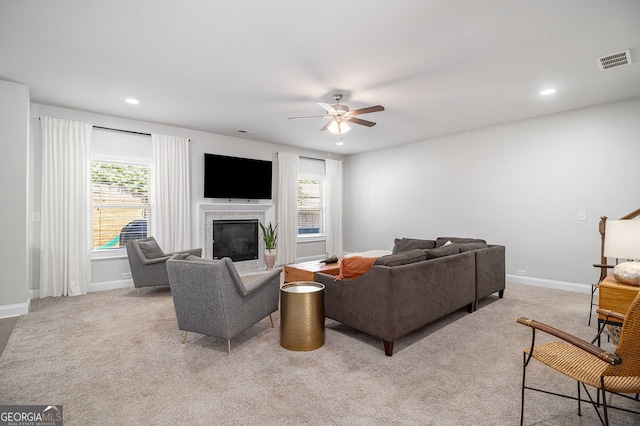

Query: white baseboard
[89,279,134,293]
[507,274,591,294]
[1,281,133,318]
[0,299,30,318]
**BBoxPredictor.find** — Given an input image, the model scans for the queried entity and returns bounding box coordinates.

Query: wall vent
[597,50,632,71]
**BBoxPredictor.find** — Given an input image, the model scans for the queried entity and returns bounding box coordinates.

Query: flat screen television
[204,153,272,200]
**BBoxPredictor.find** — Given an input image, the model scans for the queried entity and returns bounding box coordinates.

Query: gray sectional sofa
[315,237,505,356]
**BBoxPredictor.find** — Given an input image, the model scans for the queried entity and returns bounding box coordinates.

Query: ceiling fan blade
[288,115,326,120]
[319,121,332,131]
[346,117,376,127]
[349,105,385,116]
[317,101,337,115]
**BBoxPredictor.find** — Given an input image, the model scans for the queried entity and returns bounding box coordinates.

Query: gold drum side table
[280,282,325,351]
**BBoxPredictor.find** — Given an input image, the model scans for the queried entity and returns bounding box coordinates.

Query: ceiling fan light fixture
[328,119,350,135]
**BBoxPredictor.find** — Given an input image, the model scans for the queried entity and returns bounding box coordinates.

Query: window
[298,178,323,235]
[90,128,152,252]
[297,158,325,237]
[91,162,150,250]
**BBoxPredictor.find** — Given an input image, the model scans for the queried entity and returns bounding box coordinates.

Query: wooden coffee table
[284,259,340,282]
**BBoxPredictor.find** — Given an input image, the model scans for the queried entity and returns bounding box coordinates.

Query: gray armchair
[166,254,282,355]
[125,237,202,293]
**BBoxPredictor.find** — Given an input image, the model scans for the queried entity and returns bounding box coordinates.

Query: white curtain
[325,159,343,257]
[277,152,299,265]
[151,133,191,252]
[39,117,92,297]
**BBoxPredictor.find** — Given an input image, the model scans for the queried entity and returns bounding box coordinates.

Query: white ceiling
[1,0,639,155]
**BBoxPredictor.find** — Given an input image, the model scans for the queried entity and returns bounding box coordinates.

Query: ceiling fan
[289,94,385,137]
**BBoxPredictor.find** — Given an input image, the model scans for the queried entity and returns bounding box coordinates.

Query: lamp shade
[603,220,640,260]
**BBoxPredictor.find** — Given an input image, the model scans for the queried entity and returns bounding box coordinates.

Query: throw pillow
[435,237,487,248]
[392,238,436,254]
[425,244,460,259]
[139,240,164,259]
[375,249,427,266]
[335,256,378,280]
[612,262,640,286]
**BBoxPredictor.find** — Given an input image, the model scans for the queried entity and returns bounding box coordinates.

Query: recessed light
[125,98,140,105]
[335,140,344,146]
[540,89,556,96]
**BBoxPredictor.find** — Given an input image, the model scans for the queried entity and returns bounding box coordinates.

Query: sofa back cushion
[425,244,461,259]
[392,238,436,254]
[457,242,488,252]
[375,249,427,266]
[435,237,487,248]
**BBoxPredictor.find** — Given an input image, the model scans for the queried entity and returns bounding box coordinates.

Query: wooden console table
[284,260,340,283]
[598,273,640,321]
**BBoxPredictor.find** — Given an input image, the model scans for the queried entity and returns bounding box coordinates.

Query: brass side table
[280,282,325,351]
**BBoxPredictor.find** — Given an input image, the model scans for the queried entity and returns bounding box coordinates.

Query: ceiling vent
[597,50,632,71]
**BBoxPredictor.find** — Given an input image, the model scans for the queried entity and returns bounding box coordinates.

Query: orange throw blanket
[335,256,378,281]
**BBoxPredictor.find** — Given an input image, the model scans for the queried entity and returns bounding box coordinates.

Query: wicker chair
[517,292,640,425]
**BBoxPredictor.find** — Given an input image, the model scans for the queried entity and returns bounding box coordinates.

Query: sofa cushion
[375,249,427,267]
[335,256,378,280]
[435,237,487,248]
[457,242,489,252]
[139,240,164,259]
[392,238,436,254]
[425,244,460,259]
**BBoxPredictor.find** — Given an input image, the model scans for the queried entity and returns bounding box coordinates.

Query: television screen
[204,154,272,200]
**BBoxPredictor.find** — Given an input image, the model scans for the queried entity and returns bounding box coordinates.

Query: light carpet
[0,282,638,425]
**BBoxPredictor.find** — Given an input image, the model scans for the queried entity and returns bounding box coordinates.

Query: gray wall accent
[0,80,30,315]
[344,98,640,290]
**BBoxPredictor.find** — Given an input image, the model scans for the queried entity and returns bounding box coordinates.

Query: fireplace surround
[200,203,273,273]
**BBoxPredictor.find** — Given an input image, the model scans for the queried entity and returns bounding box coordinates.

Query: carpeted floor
[0,282,637,425]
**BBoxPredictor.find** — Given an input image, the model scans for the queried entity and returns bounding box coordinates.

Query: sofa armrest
[475,245,505,301]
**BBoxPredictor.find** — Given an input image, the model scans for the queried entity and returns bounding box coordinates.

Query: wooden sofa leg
[499,290,504,298]
[383,340,394,356]
[467,303,474,313]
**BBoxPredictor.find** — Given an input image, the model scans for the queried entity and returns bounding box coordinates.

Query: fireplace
[213,219,259,262]
[200,203,273,273]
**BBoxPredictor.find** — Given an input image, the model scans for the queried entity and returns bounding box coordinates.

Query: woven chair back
[606,292,640,378]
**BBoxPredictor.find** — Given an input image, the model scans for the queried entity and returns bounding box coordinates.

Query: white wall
[0,80,30,316]
[344,98,640,292]
[27,103,342,295]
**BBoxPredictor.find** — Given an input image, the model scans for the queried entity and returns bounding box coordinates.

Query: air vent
[597,50,632,71]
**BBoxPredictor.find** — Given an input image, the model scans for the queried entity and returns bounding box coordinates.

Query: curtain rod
[39,118,191,140]
[93,125,151,137]
[299,155,327,162]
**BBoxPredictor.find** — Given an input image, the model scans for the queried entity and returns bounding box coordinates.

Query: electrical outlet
[122,272,132,279]
[578,211,587,221]
[517,269,527,276]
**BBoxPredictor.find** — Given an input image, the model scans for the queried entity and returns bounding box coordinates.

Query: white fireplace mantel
[199,203,273,214]
[199,203,274,273]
